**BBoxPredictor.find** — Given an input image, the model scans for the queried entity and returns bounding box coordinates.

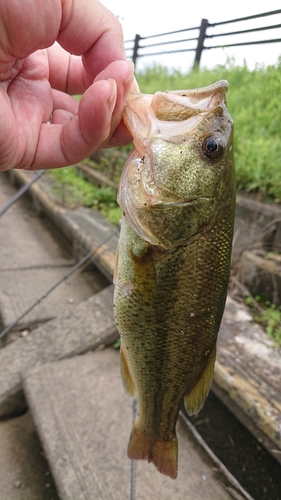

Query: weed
[245,295,281,346]
[113,338,121,349]
[48,166,121,225]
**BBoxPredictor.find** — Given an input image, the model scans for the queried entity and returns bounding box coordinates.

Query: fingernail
[123,61,135,87]
[107,78,117,109]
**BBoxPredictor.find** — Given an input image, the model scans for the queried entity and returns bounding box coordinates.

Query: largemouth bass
[113,80,235,479]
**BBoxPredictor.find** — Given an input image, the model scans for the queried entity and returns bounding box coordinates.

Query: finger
[107,118,132,148]
[0,0,126,83]
[30,79,117,170]
[59,0,126,76]
[52,89,79,115]
[93,60,134,147]
[102,76,140,148]
[47,44,92,95]
[0,1,61,63]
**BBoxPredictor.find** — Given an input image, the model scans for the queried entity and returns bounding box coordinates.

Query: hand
[0,0,134,171]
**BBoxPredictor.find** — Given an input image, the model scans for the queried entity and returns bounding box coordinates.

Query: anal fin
[120,344,137,397]
[184,346,216,415]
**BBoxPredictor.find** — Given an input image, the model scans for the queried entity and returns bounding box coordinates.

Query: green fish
[113,81,235,479]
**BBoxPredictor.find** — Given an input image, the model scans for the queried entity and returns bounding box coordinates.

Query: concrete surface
[0,285,117,418]
[0,411,59,500]
[23,348,233,500]
[8,170,119,280]
[0,173,108,330]
[215,296,281,457]
[0,174,72,270]
[0,267,103,329]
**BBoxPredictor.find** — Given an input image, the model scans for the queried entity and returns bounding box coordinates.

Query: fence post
[132,34,141,66]
[193,18,208,69]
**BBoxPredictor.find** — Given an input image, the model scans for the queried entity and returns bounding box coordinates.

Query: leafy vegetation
[245,296,281,346]
[48,166,122,225]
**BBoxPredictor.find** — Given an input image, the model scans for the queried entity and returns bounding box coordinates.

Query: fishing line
[0,170,45,217]
[130,398,137,500]
[179,411,255,500]
[0,230,118,340]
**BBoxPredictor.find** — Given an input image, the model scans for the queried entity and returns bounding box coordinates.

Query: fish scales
[113,80,235,479]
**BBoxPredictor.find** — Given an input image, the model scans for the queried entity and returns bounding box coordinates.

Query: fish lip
[126,80,228,101]
[166,79,228,96]
[125,80,228,117]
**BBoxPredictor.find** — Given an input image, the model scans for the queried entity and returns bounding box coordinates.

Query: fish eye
[202,136,224,160]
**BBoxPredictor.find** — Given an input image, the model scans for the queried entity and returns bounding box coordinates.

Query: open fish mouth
[124,80,229,144]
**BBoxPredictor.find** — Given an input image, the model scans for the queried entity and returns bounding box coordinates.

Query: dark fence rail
[124,9,281,69]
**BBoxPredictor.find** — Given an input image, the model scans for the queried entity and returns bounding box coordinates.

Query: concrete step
[0,267,105,330]
[0,285,117,418]
[22,348,234,500]
[0,173,108,332]
[8,169,119,280]
[0,411,59,500]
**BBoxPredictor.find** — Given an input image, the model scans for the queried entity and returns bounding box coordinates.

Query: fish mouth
[126,80,228,114]
[150,80,228,121]
[124,80,229,145]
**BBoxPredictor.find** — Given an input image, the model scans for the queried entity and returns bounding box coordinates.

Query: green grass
[48,166,122,225]
[135,57,281,202]
[245,296,281,346]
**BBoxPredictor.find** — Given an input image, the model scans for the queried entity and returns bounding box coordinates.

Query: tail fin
[127,418,178,479]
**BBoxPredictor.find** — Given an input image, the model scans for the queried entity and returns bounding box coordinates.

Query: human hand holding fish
[0,0,134,172]
[114,80,235,479]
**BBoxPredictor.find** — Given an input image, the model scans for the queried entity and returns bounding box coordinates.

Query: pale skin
[0,0,134,172]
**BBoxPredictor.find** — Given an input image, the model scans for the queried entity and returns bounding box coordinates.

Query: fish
[113,80,235,479]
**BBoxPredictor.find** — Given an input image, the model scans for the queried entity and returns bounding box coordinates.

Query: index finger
[58,0,126,78]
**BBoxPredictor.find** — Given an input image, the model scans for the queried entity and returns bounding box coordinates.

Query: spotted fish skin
[113,81,235,479]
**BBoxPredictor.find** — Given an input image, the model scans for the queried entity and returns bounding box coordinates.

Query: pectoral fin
[120,344,137,397]
[184,347,216,415]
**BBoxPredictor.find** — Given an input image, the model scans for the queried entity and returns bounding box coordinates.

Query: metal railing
[124,9,281,68]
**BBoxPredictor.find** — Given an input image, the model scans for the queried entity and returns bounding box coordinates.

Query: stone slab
[215,296,281,459]
[0,411,59,500]
[0,173,72,270]
[23,348,233,500]
[8,169,119,281]
[0,285,117,418]
[0,267,106,329]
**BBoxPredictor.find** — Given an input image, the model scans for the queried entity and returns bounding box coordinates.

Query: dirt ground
[188,391,281,500]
